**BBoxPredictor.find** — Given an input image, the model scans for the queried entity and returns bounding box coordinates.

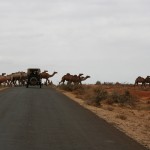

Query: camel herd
[1,70,150,87]
[59,73,90,85]
[0,70,90,86]
[134,76,150,87]
[0,71,58,86]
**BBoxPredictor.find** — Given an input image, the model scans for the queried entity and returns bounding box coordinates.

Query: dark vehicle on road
[26,68,42,88]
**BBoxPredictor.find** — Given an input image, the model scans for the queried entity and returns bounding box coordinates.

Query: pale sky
[0,0,150,84]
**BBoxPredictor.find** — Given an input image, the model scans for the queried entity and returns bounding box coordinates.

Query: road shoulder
[57,89,150,150]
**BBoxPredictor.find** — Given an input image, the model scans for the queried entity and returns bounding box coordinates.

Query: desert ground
[58,84,150,149]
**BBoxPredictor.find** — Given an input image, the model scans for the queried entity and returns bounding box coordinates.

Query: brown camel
[59,73,83,85]
[20,72,27,86]
[5,74,13,86]
[0,75,7,86]
[134,76,145,86]
[69,74,90,85]
[40,71,57,85]
[0,73,12,86]
[59,73,71,85]
[2,72,23,86]
[11,72,25,86]
[144,76,150,86]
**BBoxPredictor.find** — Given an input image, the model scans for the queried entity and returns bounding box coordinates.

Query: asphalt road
[0,87,148,150]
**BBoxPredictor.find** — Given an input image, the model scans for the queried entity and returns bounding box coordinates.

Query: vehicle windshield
[27,69,40,74]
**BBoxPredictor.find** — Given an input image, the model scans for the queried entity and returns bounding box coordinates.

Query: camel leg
[141,82,146,88]
[59,79,63,85]
[45,79,48,86]
[79,81,82,85]
[48,79,50,85]
[67,81,71,85]
[59,79,65,85]
[13,80,16,86]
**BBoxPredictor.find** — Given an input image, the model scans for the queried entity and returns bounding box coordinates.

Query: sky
[0,0,150,84]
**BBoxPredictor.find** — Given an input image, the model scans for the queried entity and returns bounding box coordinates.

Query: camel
[10,72,24,86]
[68,74,84,85]
[134,76,145,87]
[0,73,12,86]
[59,73,71,84]
[5,74,13,86]
[0,73,11,86]
[59,73,83,85]
[20,72,27,86]
[144,76,150,86]
[40,71,57,85]
[7,71,27,86]
[0,75,7,86]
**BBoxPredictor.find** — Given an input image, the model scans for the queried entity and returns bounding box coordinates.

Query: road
[0,87,148,150]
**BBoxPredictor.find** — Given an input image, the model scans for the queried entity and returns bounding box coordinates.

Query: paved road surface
[0,87,148,150]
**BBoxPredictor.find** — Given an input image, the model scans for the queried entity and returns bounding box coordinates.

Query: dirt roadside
[59,89,150,150]
[0,87,9,91]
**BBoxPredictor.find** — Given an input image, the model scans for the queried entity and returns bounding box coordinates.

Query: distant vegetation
[58,84,138,108]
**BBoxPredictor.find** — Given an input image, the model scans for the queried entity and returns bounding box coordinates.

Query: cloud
[0,0,150,84]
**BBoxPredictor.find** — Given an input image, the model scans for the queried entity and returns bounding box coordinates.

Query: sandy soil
[59,87,150,150]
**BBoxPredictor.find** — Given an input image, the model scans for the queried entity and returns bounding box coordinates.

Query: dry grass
[58,84,137,107]
[115,114,127,120]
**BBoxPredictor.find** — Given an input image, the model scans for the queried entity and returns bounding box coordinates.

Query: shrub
[58,84,74,92]
[94,87,108,102]
[73,87,86,99]
[86,87,108,107]
[108,90,136,106]
[95,81,101,85]
[110,91,121,103]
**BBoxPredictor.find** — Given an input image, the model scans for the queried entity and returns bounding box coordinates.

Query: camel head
[81,75,91,81]
[86,75,91,78]
[48,71,57,77]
